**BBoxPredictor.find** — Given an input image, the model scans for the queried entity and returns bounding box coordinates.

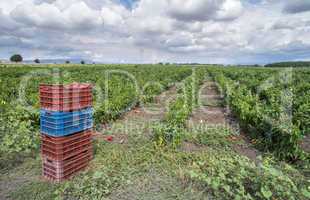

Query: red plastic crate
[42,150,92,182]
[39,83,93,111]
[43,163,89,182]
[39,91,92,99]
[40,102,92,112]
[41,130,93,161]
[40,99,92,107]
[41,130,92,148]
[42,149,92,169]
[42,140,93,161]
[40,95,92,104]
[40,83,92,93]
[42,138,92,157]
[39,90,92,98]
[41,137,92,157]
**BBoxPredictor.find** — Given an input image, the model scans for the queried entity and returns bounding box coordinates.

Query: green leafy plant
[0,105,39,153]
[153,68,207,147]
[208,67,310,161]
[186,150,308,200]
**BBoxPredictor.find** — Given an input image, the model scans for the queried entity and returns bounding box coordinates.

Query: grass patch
[4,128,309,200]
[9,182,58,200]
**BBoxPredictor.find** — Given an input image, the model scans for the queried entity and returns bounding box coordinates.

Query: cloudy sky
[0,0,310,64]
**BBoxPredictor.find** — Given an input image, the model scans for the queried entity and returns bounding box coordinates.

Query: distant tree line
[265,61,310,68]
[232,64,262,68]
[5,54,90,65]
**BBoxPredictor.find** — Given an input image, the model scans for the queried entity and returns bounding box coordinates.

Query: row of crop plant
[208,67,309,161]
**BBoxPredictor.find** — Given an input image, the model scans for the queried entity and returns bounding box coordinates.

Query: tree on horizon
[10,54,23,63]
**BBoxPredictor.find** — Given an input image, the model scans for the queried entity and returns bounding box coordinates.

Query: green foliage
[0,64,192,154]
[10,54,23,62]
[1,64,309,200]
[165,97,190,127]
[265,61,310,68]
[153,68,207,147]
[9,182,58,200]
[56,167,126,200]
[34,59,40,64]
[141,82,163,103]
[0,105,39,153]
[186,150,308,200]
[54,140,156,199]
[195,126,234,148]
[153,123,182,148]
[209,67,310,161]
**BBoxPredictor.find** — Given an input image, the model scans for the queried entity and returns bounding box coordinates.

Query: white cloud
[63,1,102,28]
[216,0,243,20]
[0,0,33,14]
[11,2,66,29]
[0,8,21,32]
[167,0,243,22]
[101,3,128,26]
[11,1,102,30]
[0,0,309,64]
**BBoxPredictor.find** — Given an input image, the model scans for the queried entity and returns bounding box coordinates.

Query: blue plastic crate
[41,117,92,129]
[40,107,92,119]
[40,108,93,137]
[41,112,92,124]
[40,121,93,137]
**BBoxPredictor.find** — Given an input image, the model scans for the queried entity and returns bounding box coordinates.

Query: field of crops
[208,67,310,160]
[0,64,192,154]
[0,64,309,200]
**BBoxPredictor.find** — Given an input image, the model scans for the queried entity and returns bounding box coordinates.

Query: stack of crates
[39,83,93,182]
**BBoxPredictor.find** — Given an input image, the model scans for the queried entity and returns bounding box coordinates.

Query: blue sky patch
[119,0,137,9]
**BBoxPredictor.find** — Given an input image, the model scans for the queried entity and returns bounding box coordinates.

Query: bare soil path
[185,80,261,162]
[103,84,203,200]
[0,157,42,200]
[94,85,178,142]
